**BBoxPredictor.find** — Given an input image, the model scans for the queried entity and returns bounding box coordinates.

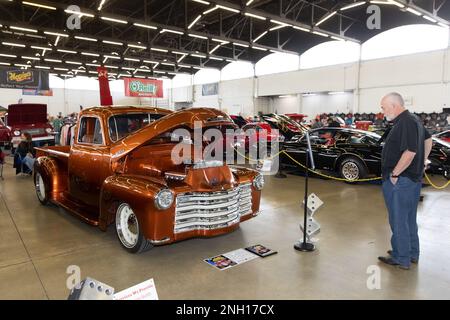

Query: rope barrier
[234,147,450,188]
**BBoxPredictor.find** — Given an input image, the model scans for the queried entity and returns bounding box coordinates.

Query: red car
[241,122,282,151]
[435,130,450,143]
[7,104,54,150]
[0,117,12,148]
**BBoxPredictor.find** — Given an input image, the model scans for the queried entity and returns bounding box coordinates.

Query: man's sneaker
[387,250,419,264]
[378,256,410,270]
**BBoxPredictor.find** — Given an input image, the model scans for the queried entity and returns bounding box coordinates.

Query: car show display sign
[124,78,164,98]
[204,246,276,271]
[0,67,50,90]
[22,89,53,96]
[114,279,159,300]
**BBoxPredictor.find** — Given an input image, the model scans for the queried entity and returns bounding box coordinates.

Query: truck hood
[8,104,47,126]
[110,107,235,160]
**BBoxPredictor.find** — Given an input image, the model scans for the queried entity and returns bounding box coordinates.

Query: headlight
[13,130,21,136]
[154,189,174,210]
[46,128,52,133]
[253,174,264,191]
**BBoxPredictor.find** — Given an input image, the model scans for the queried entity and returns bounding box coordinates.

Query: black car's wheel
[339,157,367,182]
[34,171,49,205]
[115,203,153,254]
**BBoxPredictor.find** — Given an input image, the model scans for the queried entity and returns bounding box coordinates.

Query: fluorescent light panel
[22,1,56,10]
[340,1,365,11]
[101,16,128,24]
[133,23,157,30]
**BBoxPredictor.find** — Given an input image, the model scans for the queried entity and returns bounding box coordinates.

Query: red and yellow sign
[124,78,164,98]
[7,70,33,83]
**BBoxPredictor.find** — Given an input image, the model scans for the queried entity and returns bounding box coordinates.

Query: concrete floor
[1,161,450,300]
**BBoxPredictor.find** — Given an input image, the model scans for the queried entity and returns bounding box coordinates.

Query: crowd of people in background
[308,111,449,133]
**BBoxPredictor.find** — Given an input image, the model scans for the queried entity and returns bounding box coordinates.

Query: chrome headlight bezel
[154,189,174,210]
[253,174,264,191]
[13,130,21,136]
[46,128,52,133]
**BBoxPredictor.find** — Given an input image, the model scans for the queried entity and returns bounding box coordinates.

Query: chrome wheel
[35,172,46,202]
[341,161,360,181]
[116,203,139,249]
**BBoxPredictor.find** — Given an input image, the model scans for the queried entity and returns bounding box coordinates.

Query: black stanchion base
[294,242,316,252]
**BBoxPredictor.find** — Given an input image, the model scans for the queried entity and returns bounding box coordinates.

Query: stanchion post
[294,131,315,252]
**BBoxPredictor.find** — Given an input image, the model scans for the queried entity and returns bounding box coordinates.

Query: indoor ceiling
[0,0,449,80]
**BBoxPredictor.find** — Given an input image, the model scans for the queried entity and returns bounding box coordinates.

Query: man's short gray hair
[384,92,405,107]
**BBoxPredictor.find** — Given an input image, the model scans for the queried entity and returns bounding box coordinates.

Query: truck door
[68,116,109,209]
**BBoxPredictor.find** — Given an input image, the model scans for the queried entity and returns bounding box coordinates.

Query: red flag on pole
[97,67,113,106]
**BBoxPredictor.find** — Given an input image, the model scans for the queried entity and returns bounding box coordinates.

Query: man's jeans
[382,176,422,267]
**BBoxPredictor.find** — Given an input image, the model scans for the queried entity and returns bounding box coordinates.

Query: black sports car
[280,127,450,181]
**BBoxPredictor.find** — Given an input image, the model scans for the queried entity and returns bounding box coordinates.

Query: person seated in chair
[13,132,35,175]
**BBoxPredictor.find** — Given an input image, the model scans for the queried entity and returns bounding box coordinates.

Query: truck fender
[98,175,168,240]
[34,156,68,201]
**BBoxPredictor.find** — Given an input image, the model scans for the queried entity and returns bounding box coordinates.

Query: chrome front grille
[174,183,253,234]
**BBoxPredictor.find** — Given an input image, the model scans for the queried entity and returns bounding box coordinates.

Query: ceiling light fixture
[64,9,94,17]
[128,44,147,49]
[133,23,157,30]
[101,16,128,24]
[2,42,25,47]
[245,12,266,20]
[188,15,202,29]
[340,1,365,11]
[75,36,97,42]
[22,1,56,10]
[44,31,69,37]
[10,26,38,33]
[405,7,422,16]
[103,40,123,46]
[57,49,77,54]
[316,11,337,26]
[216,5,240,13]
[253,31,268,42]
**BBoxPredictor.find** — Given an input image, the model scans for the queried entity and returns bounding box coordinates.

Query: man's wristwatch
[391,173,399,178]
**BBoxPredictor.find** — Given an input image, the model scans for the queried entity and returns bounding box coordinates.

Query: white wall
[271,95,301,114]
[302,93,354,118]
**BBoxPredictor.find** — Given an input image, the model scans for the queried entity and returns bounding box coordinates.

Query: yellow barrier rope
[234,147,450,188]
[424,172,450,189]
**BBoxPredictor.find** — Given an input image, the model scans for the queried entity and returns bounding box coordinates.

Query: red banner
[124,78,163,98]
[97,67,113,106]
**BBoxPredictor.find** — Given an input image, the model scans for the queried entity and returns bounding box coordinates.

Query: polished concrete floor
[1,160,450,300]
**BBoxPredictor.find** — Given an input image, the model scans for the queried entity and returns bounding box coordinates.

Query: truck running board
[53,193,100,226]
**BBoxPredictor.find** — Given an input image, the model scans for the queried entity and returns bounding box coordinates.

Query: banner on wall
[22,89,53,96]
[0,67,49,90]
[202,83,218,96]
[124,78,164,98]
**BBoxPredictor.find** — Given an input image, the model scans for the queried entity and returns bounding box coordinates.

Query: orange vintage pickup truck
[34,106,263,253]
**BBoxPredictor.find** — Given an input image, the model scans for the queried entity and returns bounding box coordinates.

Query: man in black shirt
[378,93,432,270]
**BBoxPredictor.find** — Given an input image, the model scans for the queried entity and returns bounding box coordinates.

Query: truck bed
[35,145,70,159]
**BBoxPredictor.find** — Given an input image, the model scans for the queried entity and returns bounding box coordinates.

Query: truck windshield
[109,113,165,142]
